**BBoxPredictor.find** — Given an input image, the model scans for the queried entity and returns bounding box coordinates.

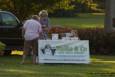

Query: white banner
[38,40,90,64]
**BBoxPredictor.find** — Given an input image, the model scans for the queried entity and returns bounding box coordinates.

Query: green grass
[0,55,115,77]
[50,13,104,29]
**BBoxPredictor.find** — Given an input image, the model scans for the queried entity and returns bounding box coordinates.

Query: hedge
[49,27,115,55]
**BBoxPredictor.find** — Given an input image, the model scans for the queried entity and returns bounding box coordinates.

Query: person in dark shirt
[39,10,50,39]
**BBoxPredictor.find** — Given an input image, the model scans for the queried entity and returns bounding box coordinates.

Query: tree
[0,0,72,20]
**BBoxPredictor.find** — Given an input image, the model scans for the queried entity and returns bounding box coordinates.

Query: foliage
[0,0,105,19]
[0,42,6,51]
[0,0,72,20]
[49,27,115,55]
[72,0,104,13]
[78,28,115,55]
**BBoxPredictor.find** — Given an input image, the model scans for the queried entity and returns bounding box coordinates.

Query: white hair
[39,10,48,16]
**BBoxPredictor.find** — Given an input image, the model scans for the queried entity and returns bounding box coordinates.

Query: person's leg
[31,39,38,64]
[36,40,39,63]
[21,40,30,64]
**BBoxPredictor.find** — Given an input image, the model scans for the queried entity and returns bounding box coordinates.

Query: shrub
[0,41,6,55]
[0,41,6,51]
[49,27,115,55]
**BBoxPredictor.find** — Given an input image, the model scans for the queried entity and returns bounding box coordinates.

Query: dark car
[0,10,23,53]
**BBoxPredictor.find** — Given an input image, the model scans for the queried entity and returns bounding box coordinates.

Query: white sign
[52,34,59,40]
[38,40,90,64]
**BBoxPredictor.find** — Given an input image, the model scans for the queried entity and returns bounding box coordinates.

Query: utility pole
[105,0,115,32]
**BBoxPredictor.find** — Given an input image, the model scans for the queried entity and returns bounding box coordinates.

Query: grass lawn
[50,13,104,28]
[0,55,115,77]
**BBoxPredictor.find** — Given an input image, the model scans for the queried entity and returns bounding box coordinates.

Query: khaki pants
[24,38,38,56]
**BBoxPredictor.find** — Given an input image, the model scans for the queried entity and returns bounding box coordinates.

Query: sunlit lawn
[51,13,104,28]
[0,55,115,77]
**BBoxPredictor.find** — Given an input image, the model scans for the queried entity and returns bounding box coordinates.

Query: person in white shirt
[21,15,42,64]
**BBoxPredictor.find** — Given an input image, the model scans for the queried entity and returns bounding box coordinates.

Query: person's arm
[22,20,27,38]
[47,18,51,29]
[38,23,43,36]
[22,27,25,38]
[45,17,51,33]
